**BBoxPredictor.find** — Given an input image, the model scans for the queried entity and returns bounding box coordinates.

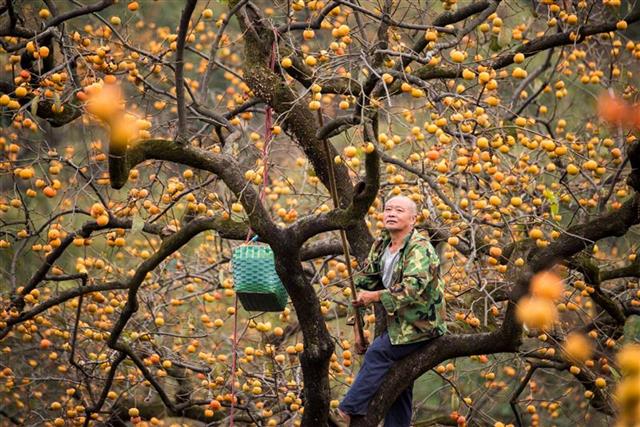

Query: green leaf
[609,365,621,381]
[450,390,459,410]
[489,35,501,52]
[31,95,39,116]
[544,189,559,218]
[218,268,226,286]
[54,92,61,113]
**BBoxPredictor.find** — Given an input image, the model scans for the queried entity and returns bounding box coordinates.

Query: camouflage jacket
[356,228,446,345]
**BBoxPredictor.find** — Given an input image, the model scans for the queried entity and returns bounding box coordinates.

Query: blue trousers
[339,332,430,427]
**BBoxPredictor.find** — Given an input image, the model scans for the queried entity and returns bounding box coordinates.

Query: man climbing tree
[339,195,446,426]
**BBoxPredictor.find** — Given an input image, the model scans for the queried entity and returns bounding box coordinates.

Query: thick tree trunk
[273,246,335,426]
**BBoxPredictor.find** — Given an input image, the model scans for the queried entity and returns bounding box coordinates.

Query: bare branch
[174,0,198,143]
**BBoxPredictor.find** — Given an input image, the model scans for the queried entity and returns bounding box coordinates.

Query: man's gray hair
[385,195,418,215]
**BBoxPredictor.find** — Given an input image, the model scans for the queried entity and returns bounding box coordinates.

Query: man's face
[383,198,416,232]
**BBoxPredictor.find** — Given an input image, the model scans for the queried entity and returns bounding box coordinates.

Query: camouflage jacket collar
[376,227,420,255]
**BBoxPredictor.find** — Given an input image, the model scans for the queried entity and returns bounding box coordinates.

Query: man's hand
[352,290,381,307]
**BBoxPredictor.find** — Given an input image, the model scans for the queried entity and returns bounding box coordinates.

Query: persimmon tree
[2,1,640,426]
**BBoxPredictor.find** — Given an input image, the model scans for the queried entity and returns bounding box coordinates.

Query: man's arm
[353,240,381,291]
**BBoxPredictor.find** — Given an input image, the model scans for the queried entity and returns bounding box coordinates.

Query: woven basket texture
[231,244,287,312]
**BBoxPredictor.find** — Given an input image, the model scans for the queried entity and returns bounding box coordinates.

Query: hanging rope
[316,110,368,354]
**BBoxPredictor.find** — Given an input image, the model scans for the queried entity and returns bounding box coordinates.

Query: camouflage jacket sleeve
[378,241,437,315]
[353,239,382,291]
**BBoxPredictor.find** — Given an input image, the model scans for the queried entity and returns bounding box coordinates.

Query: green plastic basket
[231,244,288,312]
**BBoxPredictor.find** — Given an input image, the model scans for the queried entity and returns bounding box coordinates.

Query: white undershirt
[381,243,401,289]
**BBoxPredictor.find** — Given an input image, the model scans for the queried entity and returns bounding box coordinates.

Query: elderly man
[338,195,446,427]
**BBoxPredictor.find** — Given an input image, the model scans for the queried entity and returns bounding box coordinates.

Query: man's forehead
[384,197,415,209]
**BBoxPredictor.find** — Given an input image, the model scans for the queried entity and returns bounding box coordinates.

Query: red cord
[229,293,239,426]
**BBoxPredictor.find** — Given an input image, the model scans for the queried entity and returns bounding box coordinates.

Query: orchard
[1,1,640,426]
